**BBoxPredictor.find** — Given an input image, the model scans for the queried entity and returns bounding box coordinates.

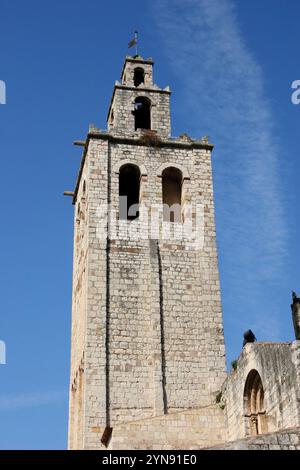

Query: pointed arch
[244,369,268,436]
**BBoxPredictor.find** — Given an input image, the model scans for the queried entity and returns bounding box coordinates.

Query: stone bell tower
[67,55,226,450]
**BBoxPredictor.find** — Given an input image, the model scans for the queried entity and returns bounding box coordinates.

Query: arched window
[119,164,141,220]
[134,68,145,87]
[244,370,268,436]
[134,97,151,130]
[162,167,183,223]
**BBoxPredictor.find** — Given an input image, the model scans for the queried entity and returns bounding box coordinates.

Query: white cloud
[0,390,68,411]
[152,0,289,344]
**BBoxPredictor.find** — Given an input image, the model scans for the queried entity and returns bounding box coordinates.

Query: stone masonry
[67,55,227,449]
[222,342,300,442]
[66,54,300,450]
[206,427,300,450]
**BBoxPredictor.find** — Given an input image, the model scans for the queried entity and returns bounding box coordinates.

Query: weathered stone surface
[67,55,226,450]
[109,405,226,450]
[205,427,300,450]
[222,342,300,442]
[67,54,300,451]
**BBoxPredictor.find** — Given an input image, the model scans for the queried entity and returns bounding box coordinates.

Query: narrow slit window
[109,110,114,127]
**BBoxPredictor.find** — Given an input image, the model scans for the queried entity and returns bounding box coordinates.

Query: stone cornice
[72,130,213,205]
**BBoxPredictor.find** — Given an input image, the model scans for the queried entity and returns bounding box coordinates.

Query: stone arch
[134,96,151,130]
[113,158,148,176]
[244,369,268,436]
[113,160,147,177]
[157,162,190,180]
[119,163,141,220]
[158,163,190,224]
[133,67,145,87]
[162,166,183,223]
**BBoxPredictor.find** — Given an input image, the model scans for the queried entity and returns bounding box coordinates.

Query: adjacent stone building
[65,54,300,450]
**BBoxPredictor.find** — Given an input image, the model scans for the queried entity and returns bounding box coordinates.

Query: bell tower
[67,54,226,450]
[107,56,171,137]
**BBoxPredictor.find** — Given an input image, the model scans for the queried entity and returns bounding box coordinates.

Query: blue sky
[0,0,299,449]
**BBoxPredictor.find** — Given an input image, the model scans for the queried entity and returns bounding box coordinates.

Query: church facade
[66,55,300,450]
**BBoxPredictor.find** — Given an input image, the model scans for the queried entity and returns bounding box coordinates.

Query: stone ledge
[71,129,213,205]
[204,426,300,450]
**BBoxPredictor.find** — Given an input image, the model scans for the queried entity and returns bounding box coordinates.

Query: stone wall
[67,54,300,452]
[67,132,228,449]
[107,56,171,138]
[70,132,227,449]
[206,427,300,450]
[109,88,171,138]
[109,405,226,450]
[68,161,88,450]
[223,341,300,442]
[107,137,226,418]
[68,55,227,449]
